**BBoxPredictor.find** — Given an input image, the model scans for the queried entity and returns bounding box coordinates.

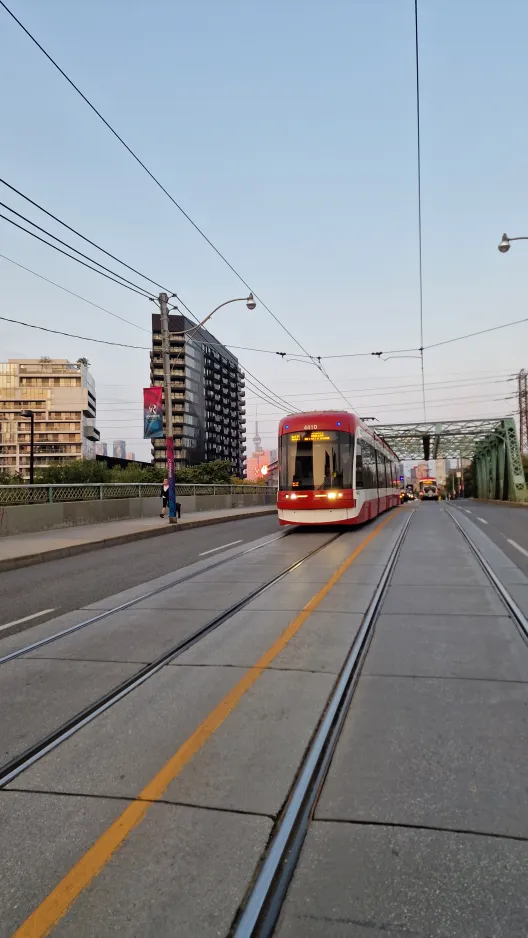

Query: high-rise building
[0,358,99,480]
[435,458,447,484]
[113,440,126,459]
[414,462,430,481]
[150,313,246,476]
[95,442,108,457]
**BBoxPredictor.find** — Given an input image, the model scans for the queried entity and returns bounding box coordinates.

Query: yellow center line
[13,509,401,938]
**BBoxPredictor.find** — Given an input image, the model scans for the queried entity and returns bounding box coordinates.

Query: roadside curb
[0,507,278,573]
[473,499,528,509]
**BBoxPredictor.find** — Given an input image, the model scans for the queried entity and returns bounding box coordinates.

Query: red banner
[143,387,164,439]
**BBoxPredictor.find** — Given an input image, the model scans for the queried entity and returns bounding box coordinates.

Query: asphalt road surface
[0,514,280,636]
[452,500,528,575]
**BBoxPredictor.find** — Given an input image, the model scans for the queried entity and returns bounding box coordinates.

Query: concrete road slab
[348,548,396,567]
[333,564,386,585]
[175,609,293,668]
[317,675,528,838]
[246,580,323,611]
[391,560,488,586]
[0,790,130,936]
[8,665,248,798]
[271,611,363,674]
[176,609,362,675]
[187,564,291,585]
[504,584,528,616]
[0,657,139,765]
[0,608,101,657]
[132,580,254,611]
[497,566,528,585]
[51,803,271,938]
[164,669,335,816]
[364,614,528,681]
[381,584,506,615]
[317,583,376,614]
[274,822,528,938]
[25,607,213,663]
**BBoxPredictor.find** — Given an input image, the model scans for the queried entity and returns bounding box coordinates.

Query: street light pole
[20,409,35,484]
[156,291,257,524]
[159,293,177,523]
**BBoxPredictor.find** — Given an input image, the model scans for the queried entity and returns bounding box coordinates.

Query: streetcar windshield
[279,430,354,490]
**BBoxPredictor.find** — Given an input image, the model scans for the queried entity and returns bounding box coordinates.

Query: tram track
[228,510,414,938]
[445,506,528,643]
[230,504,528,938]
[0,530,345,789]
[0,529,297,666]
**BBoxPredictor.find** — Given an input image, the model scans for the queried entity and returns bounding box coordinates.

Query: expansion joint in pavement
[316,817,528,844]
[364,672,528,685]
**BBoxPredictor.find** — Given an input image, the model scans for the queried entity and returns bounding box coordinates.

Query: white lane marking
[507,538,528,558]
[463,509,472,514]
[199,540,243,556]
[476,517,488,524]
[0,608,56,633]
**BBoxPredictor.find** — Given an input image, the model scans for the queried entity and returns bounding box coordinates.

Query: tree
[175,460,234,484]
[77,357,90,368]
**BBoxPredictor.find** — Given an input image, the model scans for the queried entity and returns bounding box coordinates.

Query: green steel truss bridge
[376,417,528,502]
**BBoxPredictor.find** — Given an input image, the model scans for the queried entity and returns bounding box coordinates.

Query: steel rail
[445,506,528,642]
[0,532,344,788]
[230,510,414,938]
[0,530,296,665]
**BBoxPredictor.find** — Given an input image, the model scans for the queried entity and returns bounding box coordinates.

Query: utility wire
[0,315,150,349]
[1,178,173,295]
[0,213,151,297]
[1,202,153,297]
[0,0,355,404]
[0,253,150,333]
[414,0,426,421]
[425,317,528,351]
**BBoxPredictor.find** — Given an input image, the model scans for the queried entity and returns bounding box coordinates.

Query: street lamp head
[246,293,256,311]
[498,233,511,254]
[20,409,34,417]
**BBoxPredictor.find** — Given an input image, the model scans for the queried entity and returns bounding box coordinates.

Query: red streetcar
[277,411,401,526]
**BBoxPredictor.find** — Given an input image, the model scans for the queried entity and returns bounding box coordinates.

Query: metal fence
[0,482,274,507]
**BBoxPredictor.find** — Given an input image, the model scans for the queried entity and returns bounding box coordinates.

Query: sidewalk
[0,505,277,573]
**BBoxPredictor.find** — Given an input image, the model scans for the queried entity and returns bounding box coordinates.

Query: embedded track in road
[0,530,345,789]
[229,505,528,937]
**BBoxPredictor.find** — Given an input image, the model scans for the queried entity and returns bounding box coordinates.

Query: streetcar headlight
[327,491,338,500]
[290,493,297,500]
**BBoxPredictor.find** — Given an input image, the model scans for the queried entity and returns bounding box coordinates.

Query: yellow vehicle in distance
[418,477,439,501]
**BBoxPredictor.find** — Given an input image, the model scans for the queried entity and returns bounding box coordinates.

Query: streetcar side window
[355,440,364,488]
[362,441,376,489]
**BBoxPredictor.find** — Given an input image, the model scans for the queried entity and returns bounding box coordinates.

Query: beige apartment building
[0,359,99,480]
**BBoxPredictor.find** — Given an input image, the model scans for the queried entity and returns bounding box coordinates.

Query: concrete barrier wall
[0,492,276,537]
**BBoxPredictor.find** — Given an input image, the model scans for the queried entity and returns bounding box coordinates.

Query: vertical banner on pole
[143,387,164,439]
[166,436,177,520]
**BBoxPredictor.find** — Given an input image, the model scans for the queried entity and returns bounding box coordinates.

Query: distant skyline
[2,0,528,461]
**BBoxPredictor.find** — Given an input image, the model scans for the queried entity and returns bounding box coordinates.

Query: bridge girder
[376,417,528,502]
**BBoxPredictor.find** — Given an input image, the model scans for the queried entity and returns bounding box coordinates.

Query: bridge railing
[0,482,273,506]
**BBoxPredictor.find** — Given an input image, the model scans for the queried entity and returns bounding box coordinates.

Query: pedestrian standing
[160,479,181,519]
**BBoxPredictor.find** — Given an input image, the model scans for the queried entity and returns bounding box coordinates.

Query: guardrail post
[99,484,103,501]
[48,486,53,504]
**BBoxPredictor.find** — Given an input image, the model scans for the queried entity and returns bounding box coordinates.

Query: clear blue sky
[1,0,528,460]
